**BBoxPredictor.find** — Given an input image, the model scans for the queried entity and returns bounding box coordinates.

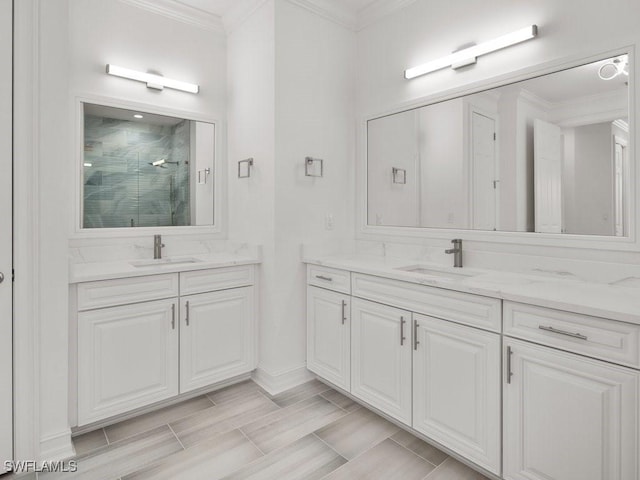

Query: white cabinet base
[307,287,350,390]
[504,338,639,480]
[351,298,412,425]
[78,299,179,426]
[180,287,255,394]
[413,315,501,474]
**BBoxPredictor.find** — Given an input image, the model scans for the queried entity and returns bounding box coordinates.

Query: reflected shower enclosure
[82,103,215,229]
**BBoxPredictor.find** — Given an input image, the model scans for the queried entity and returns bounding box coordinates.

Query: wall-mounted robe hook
[238,158,254,178]
[392,167,406,184]
[305,156,324,177]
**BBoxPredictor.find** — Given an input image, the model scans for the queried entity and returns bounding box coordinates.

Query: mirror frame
[357,46,639,251]
[71,94,226,238]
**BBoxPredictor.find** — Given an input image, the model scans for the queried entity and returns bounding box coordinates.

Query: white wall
[227,0,355,387]
[356,0,640,264]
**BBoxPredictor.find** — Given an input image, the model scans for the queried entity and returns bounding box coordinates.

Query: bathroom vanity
[68,254,259,429]
[305,256,640,480]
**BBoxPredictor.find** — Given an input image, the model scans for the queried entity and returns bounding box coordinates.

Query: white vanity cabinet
[74,265,256,427]
[78,298,179,425]
[179,286,255,393]
[413,314,501,473]
[307,286,351,390]
[503,303,640,480]
[351,297,413,425]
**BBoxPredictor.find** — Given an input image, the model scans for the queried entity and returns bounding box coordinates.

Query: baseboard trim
[251,365,315,395]
[39,428,75,461]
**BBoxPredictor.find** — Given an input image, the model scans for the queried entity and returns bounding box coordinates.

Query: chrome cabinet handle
[171,304,176,330]
[506,346,513,384]
[0,272,4,283]
[185,301,190,326]
[413,320,419,350]
[315,275,333,282]
[341,300,347,325]
[400,316,406,346]
[538,325,588,340]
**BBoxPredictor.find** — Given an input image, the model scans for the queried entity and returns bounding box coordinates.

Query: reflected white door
[0,0,13,466]
[613,139,626,237]
[471,112,498,230]
[534,119,563,233]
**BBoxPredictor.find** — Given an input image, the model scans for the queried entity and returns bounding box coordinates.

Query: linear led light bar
[106,64,199,94]
[405,25,538,80]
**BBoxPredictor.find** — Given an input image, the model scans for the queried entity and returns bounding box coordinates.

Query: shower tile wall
[83,115,191,228]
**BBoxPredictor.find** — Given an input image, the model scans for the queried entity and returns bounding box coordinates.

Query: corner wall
[227,0,355,391]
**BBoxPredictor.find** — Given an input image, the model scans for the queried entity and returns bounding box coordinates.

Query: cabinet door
[78,299,179,425]
[307,287,350,390]
[180,287,255,393]
[351,298,412,424]
[413,315,500,474]
[504,338,639,480]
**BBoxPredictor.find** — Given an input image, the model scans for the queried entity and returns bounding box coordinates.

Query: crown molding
[118,0,225,34]
[357,0,418,31]
[287,0,356,30]
[222,0,271,34]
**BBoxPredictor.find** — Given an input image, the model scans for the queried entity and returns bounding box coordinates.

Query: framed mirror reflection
[81,103,216,229]
[367,53,631,237]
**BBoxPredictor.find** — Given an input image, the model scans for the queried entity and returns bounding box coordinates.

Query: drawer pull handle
[400,316,406,346]
[171,304,176,330]
[341,300,347,325]
[185,301,190,326]
[413,320,419,350]
[538,325,587,340]
[506,346,513,384]
[315,275,333,282]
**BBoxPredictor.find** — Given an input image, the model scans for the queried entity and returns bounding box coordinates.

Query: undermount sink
[395,265,476,279]
[130,257,201,268]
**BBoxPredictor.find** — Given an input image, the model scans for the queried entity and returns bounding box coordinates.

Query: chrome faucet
[153,235,165,259]
[445,239,463,268]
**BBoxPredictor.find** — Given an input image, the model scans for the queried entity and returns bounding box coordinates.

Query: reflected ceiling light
[106,64,199,93]
[598,55,629,80]
[405,25,538,80]
[133,114,144,119]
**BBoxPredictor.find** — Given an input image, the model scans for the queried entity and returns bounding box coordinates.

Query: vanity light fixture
[404,25,538,80]
[105,64,199,94]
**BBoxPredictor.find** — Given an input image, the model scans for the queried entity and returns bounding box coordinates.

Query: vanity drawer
[307,265,351,294]
[504,301,640,368]
[351,273,501,332]
[180,265,254,296]
[77,274,179,311]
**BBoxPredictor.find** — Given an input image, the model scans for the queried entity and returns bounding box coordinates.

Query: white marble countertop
[303,254,640,325]
[70,252,261,284]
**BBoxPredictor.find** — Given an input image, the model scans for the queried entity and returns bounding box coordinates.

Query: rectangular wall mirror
[367,53,631,236]
[82,103,215,229]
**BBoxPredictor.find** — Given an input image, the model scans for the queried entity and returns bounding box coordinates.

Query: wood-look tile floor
[37,380,491,480]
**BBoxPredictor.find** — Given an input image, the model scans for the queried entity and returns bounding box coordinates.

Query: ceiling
[176,0,378,17]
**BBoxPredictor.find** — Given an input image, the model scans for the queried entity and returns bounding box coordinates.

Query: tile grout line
[311,432,348,460]
[238,428,267,456]
[422,456,452,479]
[387,435,439,471]
[319,391,353,413]
[167,424,187,451]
